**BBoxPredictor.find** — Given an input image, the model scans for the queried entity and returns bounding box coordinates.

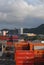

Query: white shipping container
[41,41,44,43]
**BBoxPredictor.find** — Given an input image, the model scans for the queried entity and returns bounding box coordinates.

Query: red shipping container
[15,50,34,65]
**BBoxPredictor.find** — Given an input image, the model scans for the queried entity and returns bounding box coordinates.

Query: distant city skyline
[0,0,44,29]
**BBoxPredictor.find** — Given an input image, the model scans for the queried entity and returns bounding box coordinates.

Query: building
[18,28,23,34]
[1,29,9,36]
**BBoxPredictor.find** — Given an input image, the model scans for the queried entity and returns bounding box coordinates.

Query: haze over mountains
[1,24,44,35]
[23,24,44,34]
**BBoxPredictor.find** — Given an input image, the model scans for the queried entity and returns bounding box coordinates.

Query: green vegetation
[23,24,44,34]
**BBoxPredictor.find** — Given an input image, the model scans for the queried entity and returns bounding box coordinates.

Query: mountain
[23,24,44,34]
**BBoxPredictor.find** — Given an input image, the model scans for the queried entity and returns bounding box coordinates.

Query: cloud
[0,0,44,28]
[0,0,28,22]
[25,0,44,5]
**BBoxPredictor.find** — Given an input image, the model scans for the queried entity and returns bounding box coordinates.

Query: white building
[3,31,8,36]
[1,29,9,36]
[18,28,23,34]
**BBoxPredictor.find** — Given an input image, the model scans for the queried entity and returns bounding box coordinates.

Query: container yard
[0,35,44,65]
[0,0,44,64]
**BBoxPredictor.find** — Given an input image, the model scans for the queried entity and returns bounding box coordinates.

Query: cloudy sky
[0,0,44,29]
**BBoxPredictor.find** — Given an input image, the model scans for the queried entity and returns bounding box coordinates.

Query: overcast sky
[0,0,44,29]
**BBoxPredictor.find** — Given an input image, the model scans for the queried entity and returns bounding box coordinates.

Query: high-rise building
[18,28,23,34]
